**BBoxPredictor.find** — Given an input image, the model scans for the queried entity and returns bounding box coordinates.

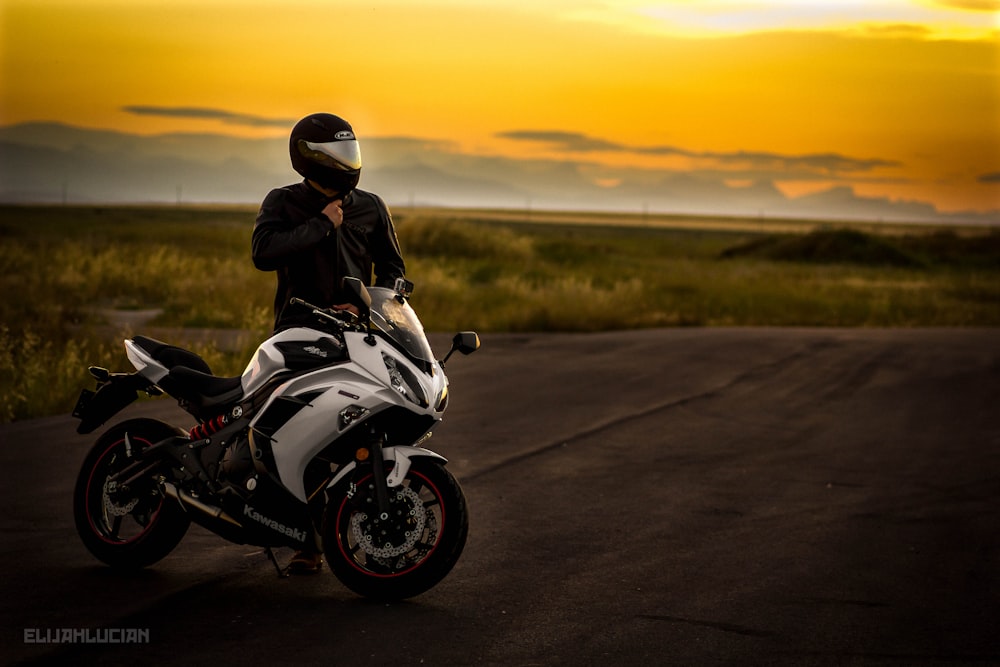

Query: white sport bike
[72,277,479,600]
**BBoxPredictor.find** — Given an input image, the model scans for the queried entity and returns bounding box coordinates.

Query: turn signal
[355,447,370,462]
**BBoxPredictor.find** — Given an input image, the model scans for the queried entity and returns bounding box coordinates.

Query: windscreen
[368,288,435,364]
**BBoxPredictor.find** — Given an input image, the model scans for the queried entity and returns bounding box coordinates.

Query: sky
[1,0,998,216]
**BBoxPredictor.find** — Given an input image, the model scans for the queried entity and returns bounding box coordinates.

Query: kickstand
[264,547,289,578]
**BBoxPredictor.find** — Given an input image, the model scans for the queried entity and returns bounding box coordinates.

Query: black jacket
[252,181,405,330]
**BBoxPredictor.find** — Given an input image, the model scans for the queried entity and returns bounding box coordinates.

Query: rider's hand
[322,199,343,230]
[333,303,360,316]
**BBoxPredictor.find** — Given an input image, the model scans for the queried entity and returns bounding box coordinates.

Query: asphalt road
[2,328,998,666]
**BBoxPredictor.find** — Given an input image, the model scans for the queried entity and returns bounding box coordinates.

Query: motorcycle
[71,277,480,600]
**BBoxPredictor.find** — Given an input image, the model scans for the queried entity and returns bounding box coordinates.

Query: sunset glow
[1,0,997,216]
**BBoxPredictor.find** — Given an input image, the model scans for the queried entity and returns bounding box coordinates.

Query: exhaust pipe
[162,482,242,528]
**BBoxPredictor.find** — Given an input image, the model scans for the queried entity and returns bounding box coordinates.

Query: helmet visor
[298,139,362,172]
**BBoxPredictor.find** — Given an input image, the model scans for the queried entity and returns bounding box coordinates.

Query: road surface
[2,328,998,666]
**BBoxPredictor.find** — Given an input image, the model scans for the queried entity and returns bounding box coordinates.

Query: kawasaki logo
[303,345,327,358]
[243,505,308,543]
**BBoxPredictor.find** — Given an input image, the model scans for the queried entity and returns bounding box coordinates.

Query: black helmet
[289,113,362,195]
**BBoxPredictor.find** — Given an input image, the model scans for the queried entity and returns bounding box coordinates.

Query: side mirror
[341,277,372,318]
[441,331,480,366]
[341,277,376,344]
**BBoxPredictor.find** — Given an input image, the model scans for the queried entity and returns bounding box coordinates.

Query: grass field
[1,204,997,422]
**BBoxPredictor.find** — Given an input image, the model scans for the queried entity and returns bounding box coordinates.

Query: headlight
[435,383,449,412]
[382,353,428,407]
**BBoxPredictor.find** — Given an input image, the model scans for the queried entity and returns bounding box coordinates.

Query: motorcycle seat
[132,335,213,374]
[164,366,244,408]
[131,335,244,410]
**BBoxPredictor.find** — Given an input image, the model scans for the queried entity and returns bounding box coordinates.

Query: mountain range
[1,122,994,225]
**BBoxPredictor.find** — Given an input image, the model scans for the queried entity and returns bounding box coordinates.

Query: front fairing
[251,332,447,503]
[343,331,448,414]
[238,289,442,409]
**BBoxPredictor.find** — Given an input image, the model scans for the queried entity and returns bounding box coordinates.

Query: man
[251,113,406,573]
[253,112,406,331]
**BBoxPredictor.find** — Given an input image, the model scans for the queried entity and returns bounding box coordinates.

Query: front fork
[365,429,392,519]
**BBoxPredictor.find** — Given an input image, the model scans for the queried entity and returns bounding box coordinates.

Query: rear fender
[326,446,448,492]
[73,373,156,435]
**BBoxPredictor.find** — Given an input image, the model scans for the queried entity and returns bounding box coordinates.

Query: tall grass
[399,217,1000,330]
[0,206,273,422]
[1,205,997,423]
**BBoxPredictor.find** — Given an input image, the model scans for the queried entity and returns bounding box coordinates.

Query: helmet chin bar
[308,178,357,200]
[307,179,335,195]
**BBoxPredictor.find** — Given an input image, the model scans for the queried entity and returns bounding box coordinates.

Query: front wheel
[323,459,469,600]
[73,418,191,569]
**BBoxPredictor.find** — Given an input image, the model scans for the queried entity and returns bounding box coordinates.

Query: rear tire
[323,459,469,600]
[73,418,190,569]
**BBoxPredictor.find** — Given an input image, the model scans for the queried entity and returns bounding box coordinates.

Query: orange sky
[1,0,998,214]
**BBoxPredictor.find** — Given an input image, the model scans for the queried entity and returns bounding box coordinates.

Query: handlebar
[289,296,316,310]
[289,298,358,326]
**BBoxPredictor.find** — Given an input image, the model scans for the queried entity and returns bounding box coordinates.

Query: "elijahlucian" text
[24,627,150,644]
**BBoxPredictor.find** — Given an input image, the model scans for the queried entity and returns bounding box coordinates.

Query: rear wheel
[73,418,190,569]
[323,459,469,600]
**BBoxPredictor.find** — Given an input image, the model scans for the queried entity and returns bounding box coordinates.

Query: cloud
[636,146,898,174]
[498,129,899,175]
[121,106,295,128]
[495,130,626,152]
[4,121,994,223]
[926,0,1000,11]
[626,1,1000,38]
[855,23,934,38]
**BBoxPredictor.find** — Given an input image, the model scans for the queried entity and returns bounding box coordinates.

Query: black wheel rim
[84,437,164,545]
[333,469,446,578]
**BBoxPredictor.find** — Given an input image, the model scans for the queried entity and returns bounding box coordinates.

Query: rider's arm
[251,188,331,271]
[369,193,406,288]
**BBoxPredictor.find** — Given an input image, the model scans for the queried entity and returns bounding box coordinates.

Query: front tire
[323,459,469,600]
[73,418,190,569]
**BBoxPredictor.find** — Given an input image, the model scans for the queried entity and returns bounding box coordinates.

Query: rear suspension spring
[189,414,229,440]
